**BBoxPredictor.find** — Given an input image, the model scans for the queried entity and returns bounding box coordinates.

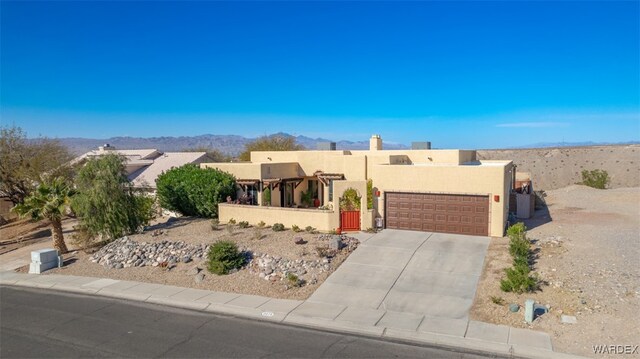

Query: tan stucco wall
[219,203,339,232]
[371,161,512,237]
[206,148,510,237]
[201,163,261,179]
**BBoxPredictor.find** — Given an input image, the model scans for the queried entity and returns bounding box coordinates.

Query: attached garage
[385,192,490,236]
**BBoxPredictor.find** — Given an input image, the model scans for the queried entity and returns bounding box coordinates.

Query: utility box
[516,193,534,219]
[29,249,60,274]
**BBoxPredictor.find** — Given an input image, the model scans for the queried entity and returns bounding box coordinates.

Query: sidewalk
[0,271,584,359]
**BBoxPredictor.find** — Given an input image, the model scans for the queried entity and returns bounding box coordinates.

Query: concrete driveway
[308,230,489,320]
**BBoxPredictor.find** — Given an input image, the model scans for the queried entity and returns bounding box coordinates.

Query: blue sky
[1,1,638,148]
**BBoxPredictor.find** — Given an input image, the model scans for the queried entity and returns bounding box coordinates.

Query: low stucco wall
[218,203,339,232]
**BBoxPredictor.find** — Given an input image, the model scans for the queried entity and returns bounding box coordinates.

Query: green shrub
[500,267,537,293]
[512,254,529,268]
[490,296,505,305]
[228,218,236,225]
[238,221,249,228]
[272,223,285,232]
[291,225,301,232]
[207,240,245,275]
[305,226,315,233]
[156,164,236,218]
[509,237,530,258]
[581,169,609,189]
[301,190,313,207]
[506,222,526,241]
[257,221,266,228]
[210,218,220,230]
[339,188,361,211]
[262,188,271,205]
[286,273,301,287]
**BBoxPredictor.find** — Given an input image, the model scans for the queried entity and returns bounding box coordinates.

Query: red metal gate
[340,210,361,231]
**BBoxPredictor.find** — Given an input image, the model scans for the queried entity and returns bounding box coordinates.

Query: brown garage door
[385,192,489,236]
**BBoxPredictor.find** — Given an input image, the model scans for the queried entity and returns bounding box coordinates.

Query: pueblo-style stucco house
[202,135,513,237]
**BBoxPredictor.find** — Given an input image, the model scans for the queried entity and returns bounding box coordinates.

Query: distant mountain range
[52,133,638,155]
[55,132,409,155]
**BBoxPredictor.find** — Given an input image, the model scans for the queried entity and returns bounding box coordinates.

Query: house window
[328,180,333,201]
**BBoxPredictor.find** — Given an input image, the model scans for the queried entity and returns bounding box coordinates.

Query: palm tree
[12,177,74,254]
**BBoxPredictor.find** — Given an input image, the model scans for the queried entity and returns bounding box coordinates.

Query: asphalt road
[0,286,498,358]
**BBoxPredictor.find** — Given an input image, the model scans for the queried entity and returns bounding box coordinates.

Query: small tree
[12,177,74,253]
[239,135,304,161]
[71,154,154,244]
[0,126,73,205]
[581,169,610,189]
[156,164,236,217]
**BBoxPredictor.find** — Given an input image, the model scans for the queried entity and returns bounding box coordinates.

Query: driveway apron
[307,230,490,320]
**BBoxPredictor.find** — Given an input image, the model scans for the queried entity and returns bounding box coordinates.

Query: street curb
[0,272,586,359]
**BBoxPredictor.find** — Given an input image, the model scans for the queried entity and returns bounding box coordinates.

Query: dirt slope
[478,145,640,190]
[471,185,640,357]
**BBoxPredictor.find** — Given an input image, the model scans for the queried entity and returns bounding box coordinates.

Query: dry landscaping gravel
[44,218,358,300]
[471,185,639,357]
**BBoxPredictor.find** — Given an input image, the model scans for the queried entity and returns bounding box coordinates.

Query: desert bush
[211,218,220,230]
[156,164,236,218]
[509,237,530,259]
[272,223,285,232]
[286,273,302,287]
[506,222,526,241]
[490,296,505,305]
[581,169,609,189]
[207,240,245,275]
[500,266,538,293]
[291,225,301,232]
[238,221,249,228]
[305,226,316,233]
[228,218,236,225]
[257,221,266,228]
[315,246,337,258]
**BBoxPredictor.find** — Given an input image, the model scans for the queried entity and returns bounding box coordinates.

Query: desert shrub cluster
[500,223,538,293]
[581,169,610,189]
[207,240,245,275]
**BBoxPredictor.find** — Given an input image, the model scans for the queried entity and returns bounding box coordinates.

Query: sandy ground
[40,218,354,300]
[478,144,640,190]
[471,185,640,357]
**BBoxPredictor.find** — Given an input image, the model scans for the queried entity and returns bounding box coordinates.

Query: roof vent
[317,142,336,151]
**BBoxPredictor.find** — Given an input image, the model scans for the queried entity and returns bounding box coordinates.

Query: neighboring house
[71,145,207,191]
[202,135,514,237]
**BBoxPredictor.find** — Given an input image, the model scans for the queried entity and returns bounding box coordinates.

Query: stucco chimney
[369,135,382,151]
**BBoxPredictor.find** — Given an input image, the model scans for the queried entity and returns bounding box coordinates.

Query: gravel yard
[43,218,359,300]
[471,185,640,358]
